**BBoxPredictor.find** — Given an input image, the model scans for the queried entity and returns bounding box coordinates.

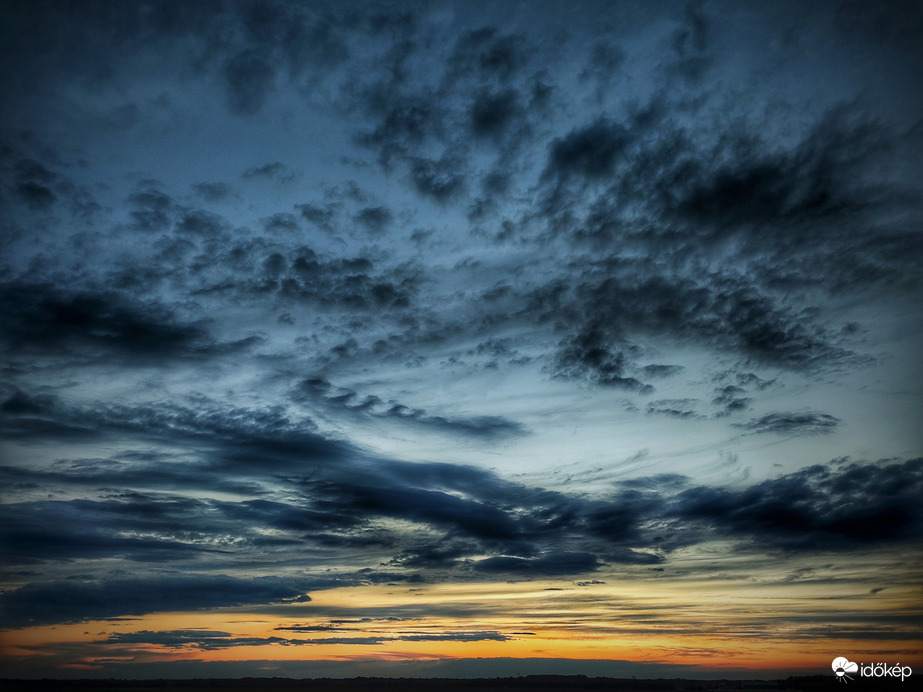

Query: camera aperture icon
[833,657,859,683]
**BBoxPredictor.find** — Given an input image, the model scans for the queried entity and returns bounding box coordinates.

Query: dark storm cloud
[295,377,526,440]
[0,386,102,442]
[8,428,605,574]
[0,479,370,570]
[669,458,923,551]
[2,442,920,627]
[0,282,216,362]
[0,386,53,416]
[98,399,345,471]
[334,457,923,563]
[0,490,353,565]
[0,498,218,565]
[129,223,421,319]
[0,385,347,478]
[387,539,482,569]
[0,451,248,496]
[549,327,652,392]
[0,391,532,573]
[659,111,899,259]
[556,269,864,372]
[737,411,840,436]
[0,397,618,573]
[519,98,920,374]
[657,110,915,288]
[0,574,311,629]
[602,548,664,565]
[306,479,523,544]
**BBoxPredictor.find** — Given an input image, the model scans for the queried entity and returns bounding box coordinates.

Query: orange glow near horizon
[4,565,922,675]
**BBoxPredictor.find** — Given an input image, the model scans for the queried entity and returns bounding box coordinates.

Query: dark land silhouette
[4,675,909,692]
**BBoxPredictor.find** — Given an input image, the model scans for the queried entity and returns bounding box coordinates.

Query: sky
[1,0,922,681]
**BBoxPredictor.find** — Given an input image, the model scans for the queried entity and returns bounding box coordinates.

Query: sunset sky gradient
[1,0,922,680]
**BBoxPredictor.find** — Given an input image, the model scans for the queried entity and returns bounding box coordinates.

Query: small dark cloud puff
[408,156,465,202]
[355,205,393,232]
[737,411,840,435]
[128,187,176,232]
[192,181,233,201]
[242,161,297,183]
[469,88,521,139]
[543,118,631,183]
[264,212,299,233]
[296,202,337,230]
[712,385,752,416]
[12,159,57,208]
[645,399,703,420]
